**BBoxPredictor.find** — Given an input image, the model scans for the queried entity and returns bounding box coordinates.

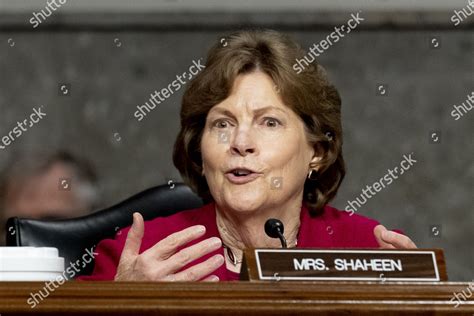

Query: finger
[145,225,206,259]
[201,275,220,282]
[172,254,225,282]
[380,230,417,249]
[161,237,222,273]
[120,212,145,260]
[374,225,396,249]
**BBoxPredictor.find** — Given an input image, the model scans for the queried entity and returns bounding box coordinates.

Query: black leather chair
[5,183,203,277]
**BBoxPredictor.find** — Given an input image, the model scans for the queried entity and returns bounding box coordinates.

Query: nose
[230,127,257,156]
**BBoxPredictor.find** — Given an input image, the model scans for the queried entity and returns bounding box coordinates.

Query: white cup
[0,247,65,281]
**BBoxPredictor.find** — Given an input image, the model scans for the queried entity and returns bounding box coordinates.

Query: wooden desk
[1,281,473,315]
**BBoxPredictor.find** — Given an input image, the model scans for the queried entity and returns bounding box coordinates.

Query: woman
[80,30,416,282]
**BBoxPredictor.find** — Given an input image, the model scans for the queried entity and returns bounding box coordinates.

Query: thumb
[120,212,145,260]
[374,224,396,249]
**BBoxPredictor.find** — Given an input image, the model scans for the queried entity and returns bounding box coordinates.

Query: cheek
[262,141,312,192]
[201,132,225,171]
[261,133,311,171]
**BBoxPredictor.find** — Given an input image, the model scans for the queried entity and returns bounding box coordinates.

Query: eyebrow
[208,106,287,118]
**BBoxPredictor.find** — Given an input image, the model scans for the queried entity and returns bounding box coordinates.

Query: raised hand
[114,212,224,281]
[374,224,417,249]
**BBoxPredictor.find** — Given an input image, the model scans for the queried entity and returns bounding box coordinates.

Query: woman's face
[201,71,319,215]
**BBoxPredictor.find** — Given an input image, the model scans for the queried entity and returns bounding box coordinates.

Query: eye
[212,119,230,129]
[263,117,281,128]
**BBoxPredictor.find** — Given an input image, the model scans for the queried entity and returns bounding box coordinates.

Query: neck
[215,199,302,272]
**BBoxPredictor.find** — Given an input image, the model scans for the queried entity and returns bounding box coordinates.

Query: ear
[308,144,324,171]
[309,156,323,172]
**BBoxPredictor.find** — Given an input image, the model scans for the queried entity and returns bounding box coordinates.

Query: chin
[221,185,267,213]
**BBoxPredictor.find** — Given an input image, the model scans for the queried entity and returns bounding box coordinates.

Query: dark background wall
[0,5,472,280]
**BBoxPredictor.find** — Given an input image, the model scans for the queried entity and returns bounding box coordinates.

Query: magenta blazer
[79,202,382,281]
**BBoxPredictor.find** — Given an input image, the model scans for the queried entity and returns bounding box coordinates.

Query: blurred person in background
[0,150,100,245]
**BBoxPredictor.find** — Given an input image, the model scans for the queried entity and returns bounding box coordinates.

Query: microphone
[264,218,287,248]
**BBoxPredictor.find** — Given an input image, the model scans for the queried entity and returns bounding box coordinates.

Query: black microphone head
[264,218,285,238]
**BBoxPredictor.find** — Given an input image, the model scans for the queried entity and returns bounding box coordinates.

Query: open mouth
[230,169,253,177]
[225,168,261,184]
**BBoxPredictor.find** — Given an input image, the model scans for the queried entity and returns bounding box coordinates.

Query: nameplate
[240,248,447,282]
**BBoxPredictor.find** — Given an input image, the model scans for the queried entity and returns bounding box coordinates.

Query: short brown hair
[173,29,345,216]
